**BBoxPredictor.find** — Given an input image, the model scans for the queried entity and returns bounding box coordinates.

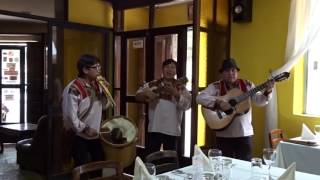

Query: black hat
[219,58,240,73]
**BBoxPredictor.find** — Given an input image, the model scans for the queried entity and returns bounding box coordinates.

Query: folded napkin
[301,123,316,140]
[193,145,213,172]
[133,156,156,180]
[277,162,296,180]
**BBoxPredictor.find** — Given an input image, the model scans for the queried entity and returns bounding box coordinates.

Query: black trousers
[72,135,105,166]
[216,136,252,161]
[147,132,178,154]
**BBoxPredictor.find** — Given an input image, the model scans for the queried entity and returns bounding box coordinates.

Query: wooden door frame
[117,24,190,156]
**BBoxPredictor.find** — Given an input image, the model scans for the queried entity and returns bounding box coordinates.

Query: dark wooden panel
[104,0,174,9]
[27,41,45,124]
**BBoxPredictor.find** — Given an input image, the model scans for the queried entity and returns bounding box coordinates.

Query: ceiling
[0,0,54,18]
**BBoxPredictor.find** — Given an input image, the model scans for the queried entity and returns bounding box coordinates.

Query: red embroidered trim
[219,79,248,96]
[73,79,89,99]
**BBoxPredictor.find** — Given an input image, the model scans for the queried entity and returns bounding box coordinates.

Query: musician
[135,59,191,154]
[62,54,109,167]
[196,58,274,161]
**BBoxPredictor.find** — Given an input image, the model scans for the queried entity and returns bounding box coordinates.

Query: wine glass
[208,148,222,176]
[314,125,320,139]
[262,148,276,180]
[145,163,156,176]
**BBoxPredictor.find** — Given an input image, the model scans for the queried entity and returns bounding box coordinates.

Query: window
[305,35,320,115]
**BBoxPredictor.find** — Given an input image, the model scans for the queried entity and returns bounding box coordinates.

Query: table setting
[275,123,320,175]
[132,143,320,179]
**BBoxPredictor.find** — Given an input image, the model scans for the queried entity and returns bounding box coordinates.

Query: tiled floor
[0,144,44,180]
[0,143,134,180]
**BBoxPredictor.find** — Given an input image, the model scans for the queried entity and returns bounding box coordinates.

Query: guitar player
[196,58,274,161]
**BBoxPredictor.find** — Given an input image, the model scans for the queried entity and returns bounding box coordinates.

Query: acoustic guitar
[201,72,290,131]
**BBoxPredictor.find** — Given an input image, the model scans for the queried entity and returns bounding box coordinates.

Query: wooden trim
[104,0,173,10]
[115,24,192,36]
[54,0,68,21]
[227,0,231,57]
[200,26,208,32]
[191,0,201,156]
[0,9,112,32]
[46,22,53,178]
[149,5,155,29]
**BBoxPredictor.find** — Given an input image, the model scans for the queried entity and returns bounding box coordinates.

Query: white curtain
[265,0,320,147]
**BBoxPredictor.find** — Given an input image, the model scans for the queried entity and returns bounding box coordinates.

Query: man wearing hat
[196,58,274,161]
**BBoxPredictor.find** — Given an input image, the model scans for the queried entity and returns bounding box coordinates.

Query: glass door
[154,33,178,79]
[0,45,26,124]
[121,35,147,146]
[117,27,189,153]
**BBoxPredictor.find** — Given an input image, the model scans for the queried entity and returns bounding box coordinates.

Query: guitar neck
[236,81,269,103]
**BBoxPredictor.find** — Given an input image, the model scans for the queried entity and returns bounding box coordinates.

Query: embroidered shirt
[62,78,106,140]
[136,80,191,136]
[196,79,272,137]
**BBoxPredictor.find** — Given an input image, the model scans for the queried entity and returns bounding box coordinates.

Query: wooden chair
[269,129,284,149]
[145,150,179,174]
[72,161,123,180]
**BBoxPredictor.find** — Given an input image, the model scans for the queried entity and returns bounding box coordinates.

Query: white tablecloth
[161,157,320,180]
[275,141,320,175]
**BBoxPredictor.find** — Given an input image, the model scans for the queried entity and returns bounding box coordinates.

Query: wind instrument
[96,75,116,108]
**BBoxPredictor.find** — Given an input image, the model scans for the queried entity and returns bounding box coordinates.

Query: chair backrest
[72,161,123,180]
[145,150,179,174]
[269,129,284,149]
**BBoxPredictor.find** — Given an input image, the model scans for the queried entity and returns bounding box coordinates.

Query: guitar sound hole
[224,108,233,115]
[228,99,237,107]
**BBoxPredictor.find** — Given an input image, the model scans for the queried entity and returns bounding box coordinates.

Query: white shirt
[62,78,105,140]
[136,81,191,136]
[196,80,271,137]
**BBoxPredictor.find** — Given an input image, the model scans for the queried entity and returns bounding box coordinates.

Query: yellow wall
[216,0,229,27]
[69,0,113,28]
[230,0,290,156]
[200,0,213,28]
[124,3,192,31]
[197,32,208,146]
[124,7,149,31]
[63,29,104,85]
[155,3,192,28]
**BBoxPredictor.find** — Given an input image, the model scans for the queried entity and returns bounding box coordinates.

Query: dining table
[275,139,320,175]
[159,156,320,180]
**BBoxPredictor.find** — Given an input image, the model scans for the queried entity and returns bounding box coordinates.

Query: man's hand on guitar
[216,99,232,112]
[264,80,275,96]
[162,83,180,100]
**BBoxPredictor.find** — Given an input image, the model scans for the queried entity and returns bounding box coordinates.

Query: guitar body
[201,72,290,131]
[201,88,251,130]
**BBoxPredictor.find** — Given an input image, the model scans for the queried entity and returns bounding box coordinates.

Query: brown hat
[219,58,240,73]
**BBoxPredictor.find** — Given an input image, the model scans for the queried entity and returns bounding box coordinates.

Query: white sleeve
[249,82,271,107]
[62,88,86,133]
[176,87,191,110]
[196,83,219,108]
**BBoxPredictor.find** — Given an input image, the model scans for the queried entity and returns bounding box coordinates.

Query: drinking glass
[221,158,232,180]
[262,148,276,180]
[314,125,320,139]
[145,163,156,176]
[208,149,222,177]
[251,157,264,180]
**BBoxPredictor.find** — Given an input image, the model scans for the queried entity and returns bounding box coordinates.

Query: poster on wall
[1,88,20,123]
[1,49,20,84]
